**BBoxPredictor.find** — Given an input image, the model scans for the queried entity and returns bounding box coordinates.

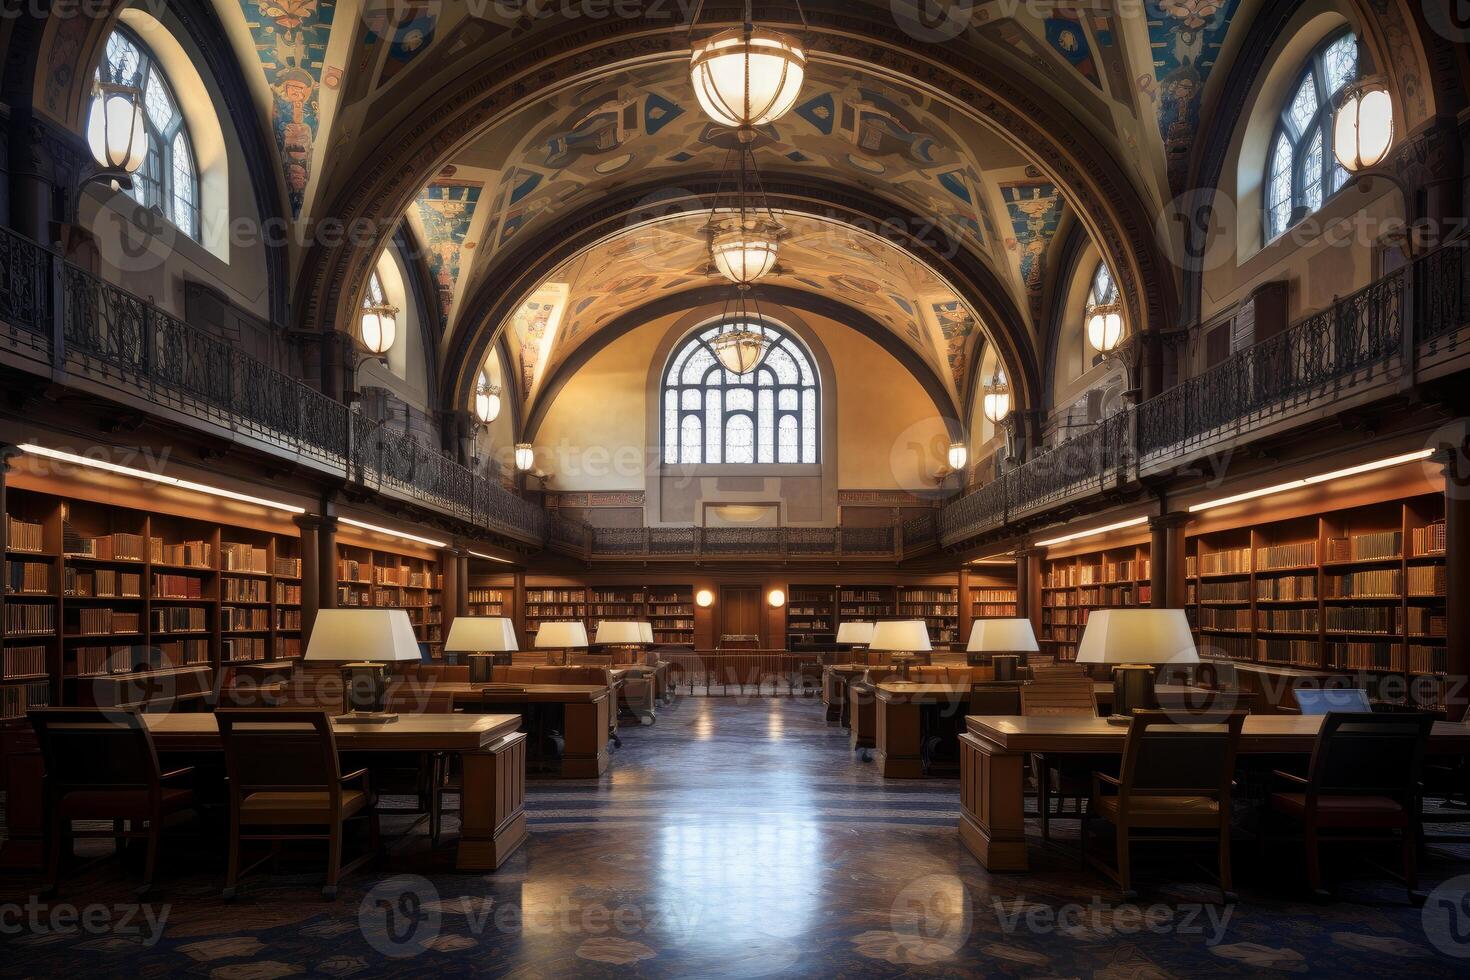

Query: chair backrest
[1029,662,1089,683]
[29,708,161,795]
[1020,679,1096,716]
[510,651,551,666]
[216,709,341,800]
[1294,688,1372,715]
[383,686,455,714]
[970,683,1022,716]
[1306,711,1435,801]
[1118,710,1246,800]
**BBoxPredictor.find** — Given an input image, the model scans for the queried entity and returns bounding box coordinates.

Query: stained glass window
[1265,30,1359,240]
[662,322,820,465]
[96,26,200,241]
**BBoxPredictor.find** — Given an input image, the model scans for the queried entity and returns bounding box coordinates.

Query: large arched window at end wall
[662,322,820,465]
[96,25,201,241]
[1265,30,1358,241]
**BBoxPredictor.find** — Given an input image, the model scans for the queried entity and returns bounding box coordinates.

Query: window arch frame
[96,23,201,241]
[1264,28,1358,243]
[661,321,821,466]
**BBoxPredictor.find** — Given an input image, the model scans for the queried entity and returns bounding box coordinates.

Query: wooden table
[1091,682,1259,714]
[432,684,613,778]
[143,713,528,872]
[874,683,973,778]
[823,665,870,726]
[958,714,1470,872]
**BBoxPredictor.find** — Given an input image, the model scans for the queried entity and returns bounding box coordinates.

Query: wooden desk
[958,714,1470,872]
[1091,683,1259,714]
[432,684,612,779]
[874,683,972,778]
[143,713,528,872]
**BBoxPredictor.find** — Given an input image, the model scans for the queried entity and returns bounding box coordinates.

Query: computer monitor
[1294,688,1372,715]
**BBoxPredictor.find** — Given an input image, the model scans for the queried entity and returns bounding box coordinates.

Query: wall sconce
[947,442,968,471]
[767,589,786,608]
[360,301,399,357]
[474,375,502,424]
[696,589,715,608]
[514,443,535,472]
[1086,302,1125,355]
[86,81,147,188]
[982,370,1011,424]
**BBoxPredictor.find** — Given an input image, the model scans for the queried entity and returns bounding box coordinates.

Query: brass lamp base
[891,653,918,679]
[339,662,398,723]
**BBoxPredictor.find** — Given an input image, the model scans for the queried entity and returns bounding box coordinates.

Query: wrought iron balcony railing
[0,226,547,546]
[547,514,929,562]
[941,237,1470,548]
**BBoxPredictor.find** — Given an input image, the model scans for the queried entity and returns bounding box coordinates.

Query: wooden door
[720,586,761,645]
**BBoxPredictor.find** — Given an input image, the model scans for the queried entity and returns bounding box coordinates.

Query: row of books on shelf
[590,604,643,617]
[153,573,207,599]
[222,578,268,603]
[1408,607,1447,636]
[223,637,268,662]
[900,589,957,603]
[152,607,207,633]
[64,530,147,561]
[151,539,213,568]
[973,604,1019,618]
[374,568,440,589]
[6,561,50,594]
[64,568,141,598]
[650,593,691,605]
[468,589,505,605]
[70,608,138,636]
[1255,575,1317,600]
[651,606,694,616]
[0,682,48,720]
[970,589,1017,604]
[276,583,302,605]
[651,632,693,645]
[5,515,44,552]
[3,645,46,678]
[1412,521,1446,557]
[1196,548,1251,576]
[275,557,302,577]
[527,590,586,604]
[591,591,645,603]
[1198,636,1451,676]
[221,607,270,632]
[370,587,439,608]
[6,603,55,636]
[1327,531,1401,562]
[901,604,957,617]
[841,590,890,602]
[277,610,302,631]
[1330,641,1404,671]
[1257,542,1316,569]
[220,543,268,573]
[1408,565,1447,595]
[1325,569,1401,598]
[72,640,208,675]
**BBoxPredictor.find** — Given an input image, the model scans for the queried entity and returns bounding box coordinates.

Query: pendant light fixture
[983,369,1012,425]
[86,81,148,180]
[1086,302,1125,355]
[689,0,807,134]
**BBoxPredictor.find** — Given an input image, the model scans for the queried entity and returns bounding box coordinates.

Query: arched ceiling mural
[490,212,994,417]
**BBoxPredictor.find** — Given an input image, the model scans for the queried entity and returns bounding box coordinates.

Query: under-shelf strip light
[338,516,447,549]
[1189,449,1433,513]
[1034,516,1148,548]
[469,550,514,564]
[18,443,305,514]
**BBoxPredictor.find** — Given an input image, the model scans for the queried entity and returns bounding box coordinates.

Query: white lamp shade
[1076,609,1199,666]
[967,618,1039,653]
[444,617,518,653]
[712,230,780,285]
[361,307,397,355]
[870,620,932,653]
[305,609,421,663]
[514,444,535,472]
[1334,84,1394,173]
[710,328,771,375]
[695,590,715,608]
[474,385,501,424]
[535,621,589,649]
[983,385,1011,424]
[690,27,806,129]
[835,622,875,646]
[87,85,148,174]
[947,443,968,471]
[1087,309,1124,353]
[639,622,655,645]
[595,621,644,645]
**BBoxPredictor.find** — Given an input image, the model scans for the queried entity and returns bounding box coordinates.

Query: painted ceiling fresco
[494,213,990,412]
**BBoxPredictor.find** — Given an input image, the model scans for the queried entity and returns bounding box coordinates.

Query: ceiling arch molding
[289,6,1177,369]
[522,284,964,444]
[442,175,1041,425]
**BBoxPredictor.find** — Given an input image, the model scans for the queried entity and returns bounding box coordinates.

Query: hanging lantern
[514,443,535,473]
[86,81,148,176]
[360,301,399,356]
[711,224,781,285]
[711,324,772,375]
[1333,76,1394,174]
[1086,302,1125,355]
[690,26,806,132]
[983,371,1012,424]
[947,442,969,471]
[474,376,502,424]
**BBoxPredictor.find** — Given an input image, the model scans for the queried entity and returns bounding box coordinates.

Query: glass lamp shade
[474,382,501,424]
[87,83,148,175]
[767,589,786,608]
[444,617,518,654]
[711,327,771,375]
[1076,609,1199,666]
[947,443,968,471]
[690,27,806,130]
[711,228,780,285]
[695,589,715,608]
[1334,79,1394,173]
[514,443,535,472]
[360,303,398,356]
[967,618,1039,654]
[982,376,1012,424]
[870,620,933,653]
[534,621,589,650]
[1087,305,1125,354]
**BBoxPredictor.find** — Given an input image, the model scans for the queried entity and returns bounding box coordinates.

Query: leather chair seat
[239,790,368,825]
[1270,792,1408,828]
[1096,793,1220,826]
[58,787,195,820]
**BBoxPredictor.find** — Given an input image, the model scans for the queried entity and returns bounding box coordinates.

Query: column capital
[293,513,337,532]
[1149,512,1191,530]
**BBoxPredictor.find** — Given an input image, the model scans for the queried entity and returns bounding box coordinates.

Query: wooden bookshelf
[897,585,959,646]
[968,584,1018,621]
[336,543,444,656]
[1041,545,1152,661]
[524,587,588,640]
[588,587,647,636]
[786,586,837,643]
[645,586,694,647]
[838,586,895,626]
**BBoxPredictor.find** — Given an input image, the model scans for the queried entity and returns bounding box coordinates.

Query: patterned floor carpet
[2,696,1468,977]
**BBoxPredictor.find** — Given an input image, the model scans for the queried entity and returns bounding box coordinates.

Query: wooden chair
[1269,711,1434,902]
[1020,679,1098,842]
[29,708,197,896]
[216,709,378,900]
[369,687,456,845]
[1085,709,1247,900]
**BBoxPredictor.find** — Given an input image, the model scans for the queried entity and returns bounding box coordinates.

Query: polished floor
[2,697,1467,976]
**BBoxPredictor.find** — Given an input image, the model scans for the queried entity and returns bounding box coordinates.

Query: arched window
[1265,30,1358,241]
[364,270,387,309]
[1083,260,1119,366]
[662,322,820,465]
[96,26,200,240]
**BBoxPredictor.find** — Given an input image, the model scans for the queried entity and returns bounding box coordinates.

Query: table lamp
[596,621,644,662]
[967,618,1038,679]
[836,621,875,659]
[1077,609,1199,723]
[870,620,932,679]
[445,616,519,683]
[304,609,421,723]
[535,621,589,666]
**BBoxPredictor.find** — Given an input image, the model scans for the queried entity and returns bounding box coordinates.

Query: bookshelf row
[521,586,696,646]
[783,584,1017,647]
